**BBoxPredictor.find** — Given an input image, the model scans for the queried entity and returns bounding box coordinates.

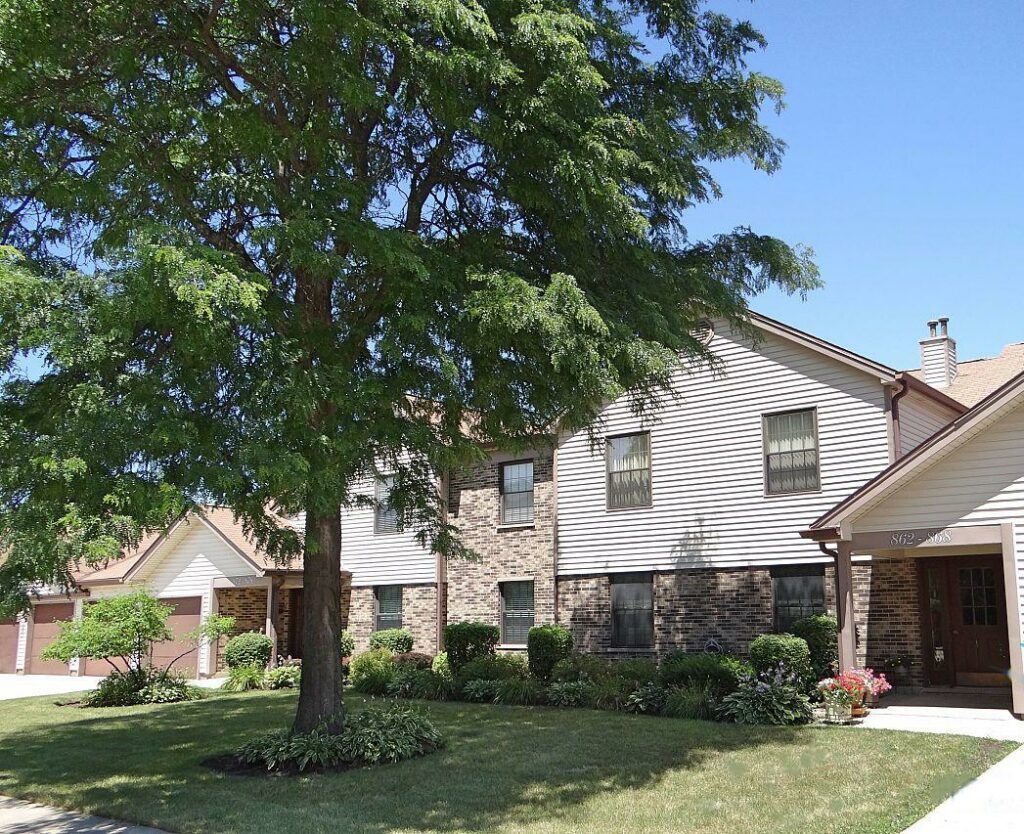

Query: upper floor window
[500,460,535,525]
[500,580,535,645]
[763,409,820,495]
[611,572,654,648]
[375,585,403,631]
[606,432,651,509]
[374,475,400,534]
[771,566,825,632]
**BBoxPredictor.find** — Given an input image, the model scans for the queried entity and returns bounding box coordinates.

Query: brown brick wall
[852,559,924,685]
[445,449,556,642]
[215,587,267,672]
[348,583,438,655]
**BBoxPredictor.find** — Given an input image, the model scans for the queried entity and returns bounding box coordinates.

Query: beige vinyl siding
[898,390,960,455]
[555,321,893,574]
[340,475,436,587]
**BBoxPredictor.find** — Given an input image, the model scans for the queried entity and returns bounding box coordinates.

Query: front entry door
[949,557,1011,686]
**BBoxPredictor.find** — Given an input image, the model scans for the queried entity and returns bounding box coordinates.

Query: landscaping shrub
[662,685,716,720]
[550,652,614,683]
[339,704,443,764]
[431,651,452,679]
[612,657,658,687]
[455,652,527,685]
[236,705,443,772]
[494,676,546,706]
[411,671,456,701]
[224,632,273,670]
[392,652,433,670]
[443,621,499,673]
[339,630,356,658]
[369,628,414,654]
[719,668,813,726]
[349,648,395,695]
[386,666,427,698]
[138,675,203,704]
[791,614,839,681]
[265,663,301,689]
[460,679,501,703]
[85,668,201,707]
[545,681,589,707]
[224,663,267,692]
[623,683,667,715]
[527,625,573,681]
[659,652,750,696]
[584,676,632,711]
[748,634,813,686]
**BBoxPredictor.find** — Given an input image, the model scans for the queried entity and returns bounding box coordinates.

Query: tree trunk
[292,504,345,735]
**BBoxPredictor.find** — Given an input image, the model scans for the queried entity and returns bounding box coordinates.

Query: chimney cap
[938,316,950,336]
[927,319,939,337]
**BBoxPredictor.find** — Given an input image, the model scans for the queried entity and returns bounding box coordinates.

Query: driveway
[0,674,224,701]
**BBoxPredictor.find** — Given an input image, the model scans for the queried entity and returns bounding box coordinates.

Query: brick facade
[446,449,556,642]
[852,559,924,685]
[215,586,268,672]
[347,583,438,655]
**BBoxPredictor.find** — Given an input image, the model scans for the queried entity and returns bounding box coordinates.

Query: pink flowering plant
[849,667,891,698]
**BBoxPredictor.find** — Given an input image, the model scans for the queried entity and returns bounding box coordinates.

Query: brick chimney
[919,317,958,388]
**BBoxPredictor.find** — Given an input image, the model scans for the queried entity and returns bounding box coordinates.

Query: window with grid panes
[764,410,820,495]
[606,433,651,509]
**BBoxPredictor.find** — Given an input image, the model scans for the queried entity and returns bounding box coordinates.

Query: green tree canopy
[0,0,817,731]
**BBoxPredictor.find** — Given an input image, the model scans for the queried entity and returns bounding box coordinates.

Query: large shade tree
[0,0,817,732]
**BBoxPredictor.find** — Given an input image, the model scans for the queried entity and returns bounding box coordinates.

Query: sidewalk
[0,796,168,834]
[901,745,1024,833]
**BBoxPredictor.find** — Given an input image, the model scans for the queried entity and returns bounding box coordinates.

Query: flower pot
[824,701,853,723]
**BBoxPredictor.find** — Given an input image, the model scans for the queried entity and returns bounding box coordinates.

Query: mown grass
[0,689,1014,834]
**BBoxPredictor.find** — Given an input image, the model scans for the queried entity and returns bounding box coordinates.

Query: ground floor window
[611,572,654,648]
[500,580,535,645]
[771,565,825,632]
[375,585,403,631]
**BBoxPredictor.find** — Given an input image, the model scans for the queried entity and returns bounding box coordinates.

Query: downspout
[551,443,559,626]
[890,377,910,461]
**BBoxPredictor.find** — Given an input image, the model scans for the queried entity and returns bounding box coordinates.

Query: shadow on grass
[0,691,819,834]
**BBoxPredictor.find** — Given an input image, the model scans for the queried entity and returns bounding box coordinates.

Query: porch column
[836,541,857,673]
[266,578,280,667]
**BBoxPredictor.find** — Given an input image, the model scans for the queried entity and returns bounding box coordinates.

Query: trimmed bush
[545,681,589,707]
[139,677,203,704]
[339,630,355,658]
[791,613,839,681]
[349,648,395,695]
[85,667,201,707]
[660,652,750,696]
[443,621,499,673]
[584,677,632,711]
[431,652,452,679]
[748,634,813,685]
[224,663,267,692]
[265,663,301,689]
[550,652,614,683]
[623,683,667,715]
[369,628,414,654]
[460,679,501,703]
[455,652,527,685]
[224,632,273,670]
[662,685,716,720]
[612,657,658,687]
[494,676,546,706]
[527,625,574,681]
[392,651,433,670]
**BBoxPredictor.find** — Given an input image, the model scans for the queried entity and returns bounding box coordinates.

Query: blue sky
[685,0,1024,370]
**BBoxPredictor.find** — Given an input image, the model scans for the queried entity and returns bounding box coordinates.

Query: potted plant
[817,677,862,724]
[854,667,891,707]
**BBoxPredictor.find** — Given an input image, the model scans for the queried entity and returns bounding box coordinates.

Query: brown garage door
[150,597,202,677]
[0,618,19,673]
[29,603,74,674]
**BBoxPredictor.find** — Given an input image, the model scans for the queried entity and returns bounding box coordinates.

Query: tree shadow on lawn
[0,692,848,834]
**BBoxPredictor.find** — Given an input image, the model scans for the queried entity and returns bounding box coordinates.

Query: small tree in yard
[42,591,234,676]
[0,0,818,734]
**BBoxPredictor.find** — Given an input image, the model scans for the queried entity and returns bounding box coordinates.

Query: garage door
[0,618,19,673]
[150,597,202,677]
[28,603,74,674]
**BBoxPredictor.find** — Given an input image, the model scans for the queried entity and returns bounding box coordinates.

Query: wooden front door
[288,589,304,659]
[949,557,1011,686]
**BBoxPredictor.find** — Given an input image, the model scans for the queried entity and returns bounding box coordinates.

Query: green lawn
[0,690,1014,834]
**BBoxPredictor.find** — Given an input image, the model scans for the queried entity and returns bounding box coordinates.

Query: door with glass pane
[919,559,953,686]
[949,556,1010,687]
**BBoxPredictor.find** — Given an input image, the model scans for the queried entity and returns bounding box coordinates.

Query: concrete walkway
[859,691,1024,742]
[0,674,224,701]
[901,744,1024,833]
[0,797,168,834]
